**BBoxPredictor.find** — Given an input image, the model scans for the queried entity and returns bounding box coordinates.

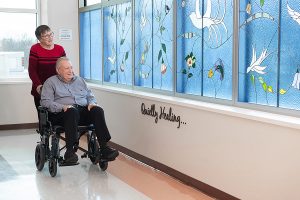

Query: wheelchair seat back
[38,106,49,132]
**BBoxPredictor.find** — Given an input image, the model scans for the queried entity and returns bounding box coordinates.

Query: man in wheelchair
[40,57,119,164]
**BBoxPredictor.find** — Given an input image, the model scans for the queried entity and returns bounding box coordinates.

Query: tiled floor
[0,129,214,200]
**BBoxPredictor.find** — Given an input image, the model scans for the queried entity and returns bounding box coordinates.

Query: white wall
[91,86,300,200]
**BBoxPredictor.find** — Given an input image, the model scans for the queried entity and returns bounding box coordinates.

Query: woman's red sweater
[28,43,66,97]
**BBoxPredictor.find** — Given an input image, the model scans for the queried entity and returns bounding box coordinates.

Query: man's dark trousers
[49,105,111,151]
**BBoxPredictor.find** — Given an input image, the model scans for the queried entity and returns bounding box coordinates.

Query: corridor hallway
[0,129,214,200]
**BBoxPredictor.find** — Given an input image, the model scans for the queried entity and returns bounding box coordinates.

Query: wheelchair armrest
[38,106,48,112]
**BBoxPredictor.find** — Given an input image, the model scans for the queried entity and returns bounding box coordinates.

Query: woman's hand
[36,85,43,95]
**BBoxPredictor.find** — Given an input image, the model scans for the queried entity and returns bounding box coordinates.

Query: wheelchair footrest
[98,157,116,163]
[59,160,79,167]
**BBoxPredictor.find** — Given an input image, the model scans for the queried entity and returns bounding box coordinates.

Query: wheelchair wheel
[87,133,99,164]
[49,158,57,177]
[99,161,108,171]
[35,144,45,171]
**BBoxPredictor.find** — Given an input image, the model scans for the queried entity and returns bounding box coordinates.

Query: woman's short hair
[35,25,51,40]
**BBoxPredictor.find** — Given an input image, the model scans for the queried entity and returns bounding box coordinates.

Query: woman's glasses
[41,32,54,39]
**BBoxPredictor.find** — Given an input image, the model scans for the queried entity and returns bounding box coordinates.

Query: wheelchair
[34,106,109,177]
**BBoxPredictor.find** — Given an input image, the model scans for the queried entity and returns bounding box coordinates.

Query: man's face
[57,60,74,82]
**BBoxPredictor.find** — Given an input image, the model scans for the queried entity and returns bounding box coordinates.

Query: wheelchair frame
[35,106,108,177]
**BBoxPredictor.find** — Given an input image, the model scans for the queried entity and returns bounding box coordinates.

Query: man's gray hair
[56,57,72,70]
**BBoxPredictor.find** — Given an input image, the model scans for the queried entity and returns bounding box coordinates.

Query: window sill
[88,83,300,130]
[0,78,31,84]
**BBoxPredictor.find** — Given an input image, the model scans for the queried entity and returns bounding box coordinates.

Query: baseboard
[0,123,38,130]
[108,141,240,200]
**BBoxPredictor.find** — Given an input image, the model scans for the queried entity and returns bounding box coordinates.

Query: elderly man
[41,57,119,163]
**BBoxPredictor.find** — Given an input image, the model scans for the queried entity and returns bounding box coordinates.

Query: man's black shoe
[64,151,78,163]
[100,146,119,161]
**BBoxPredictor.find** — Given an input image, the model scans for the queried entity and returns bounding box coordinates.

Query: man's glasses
[41,32,54,39]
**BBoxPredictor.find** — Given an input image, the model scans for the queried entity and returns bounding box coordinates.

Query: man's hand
[88,104,98,111]
[63,105,73,112]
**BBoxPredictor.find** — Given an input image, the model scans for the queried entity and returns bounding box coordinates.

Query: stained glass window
[239,1,279,106]
[79,0,300,113]
[90,9,102,81]
[103,6,117,83]
[239,0,300,110]
[279,1,300,110]
[116,2,132,85]
[134,0,173,91]
[80,9,102,80]
[103,2,132,85]
[80,11,91,79]
[177,0,233,100]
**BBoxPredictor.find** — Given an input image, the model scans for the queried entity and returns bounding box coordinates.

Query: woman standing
[28,25,66,110]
